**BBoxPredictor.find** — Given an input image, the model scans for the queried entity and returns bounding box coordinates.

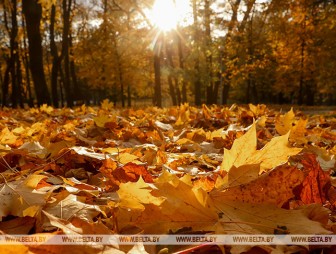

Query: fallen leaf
[212,199,331,234]
[222,164,260,188]
[0,217,35,234]
[117,177,164,211]
[43,191,102,222]
[0,179,48,220]
[221,123,257,172]
[275,108,295,135]
[117,172,218,234]
[213,165,305,207]
[298,154,331,204]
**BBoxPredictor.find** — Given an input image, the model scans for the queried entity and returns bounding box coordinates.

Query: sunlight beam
[150,0,178,32]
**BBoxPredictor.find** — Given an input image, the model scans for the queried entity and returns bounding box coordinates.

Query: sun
[150,0,191,32]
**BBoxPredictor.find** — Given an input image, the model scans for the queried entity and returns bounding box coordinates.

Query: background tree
[22,0,51,105]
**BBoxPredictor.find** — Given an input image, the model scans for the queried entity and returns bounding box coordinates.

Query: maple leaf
[275,108,295,135]
[0,179,48,220]
[93,115,113,128]
[221,123,257,172]
[0,127,18,145]
[221,164,261,188]
[213,165,305,207]
[100,99,114,111]
[40,104,54,114]
[117,177,164,211]
[297,153,331,204]
[221,122,302,173]
[290,118,308,144]
[43,191,102,222]
[116,171,218,234]
[211,199,331,234]
[0,217,35,234]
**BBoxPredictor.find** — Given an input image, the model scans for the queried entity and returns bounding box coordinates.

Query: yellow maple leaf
[221,123,257,172]
[220,164,260,188]
[221,122,302,173]
[290,118,308,144]
[275,108,295,135]
[40,104,54,114]
[0,127,17,145]
[24,174,47,189]
[117,177,165,211]
[101,99,114,111]
[117,172,218,234]
[93,115,112,128]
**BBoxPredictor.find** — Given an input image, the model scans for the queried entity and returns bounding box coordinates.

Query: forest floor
[0,102,335,254]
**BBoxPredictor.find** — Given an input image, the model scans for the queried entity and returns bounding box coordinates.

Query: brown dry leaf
[275,108,295,135]
[213,165,305,207]
[0,217,35,234]
[43,191,102,223]
[0,179,48,220]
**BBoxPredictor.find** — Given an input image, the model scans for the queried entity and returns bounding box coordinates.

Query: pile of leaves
[0,102,335,254]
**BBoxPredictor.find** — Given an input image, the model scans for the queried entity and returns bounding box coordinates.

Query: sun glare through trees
[149,0,191,31]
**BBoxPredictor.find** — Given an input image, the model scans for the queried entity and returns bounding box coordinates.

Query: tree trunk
[153,32,163,107]
[166,38,178,105]
[204,0,215,104]
[298,39,305,105]
[69,33,79,102]
[22,0,51,105]
[22,17,33,107]
[62,0,73,107]
[222,82,230,105]
[192,0,202,106]
[50,4,60,107]
[176,29,187,103]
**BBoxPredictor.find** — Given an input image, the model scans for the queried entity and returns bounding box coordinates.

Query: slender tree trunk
[22,0,51,105]
[204,0,215,104]
[153,32,163,107]
[298,39,305,105]
[165,39,178,105]
[192,0,202,106]
[50,4,60,107]
[176,29,187,103]
[2,65,10,107]
[69,33,79,102]
[62,0,73,107]
[127,84,131,107]
[222,82,230,105]
[22,18,33,107]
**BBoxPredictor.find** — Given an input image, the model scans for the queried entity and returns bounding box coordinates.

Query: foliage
[0,103,335,253]
[1,0,336,107]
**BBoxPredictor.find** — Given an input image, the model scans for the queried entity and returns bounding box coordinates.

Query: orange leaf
[299,154,331,204]
[100,160,153,190]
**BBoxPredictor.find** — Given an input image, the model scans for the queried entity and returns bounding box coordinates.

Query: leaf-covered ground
[0,102,335,254]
